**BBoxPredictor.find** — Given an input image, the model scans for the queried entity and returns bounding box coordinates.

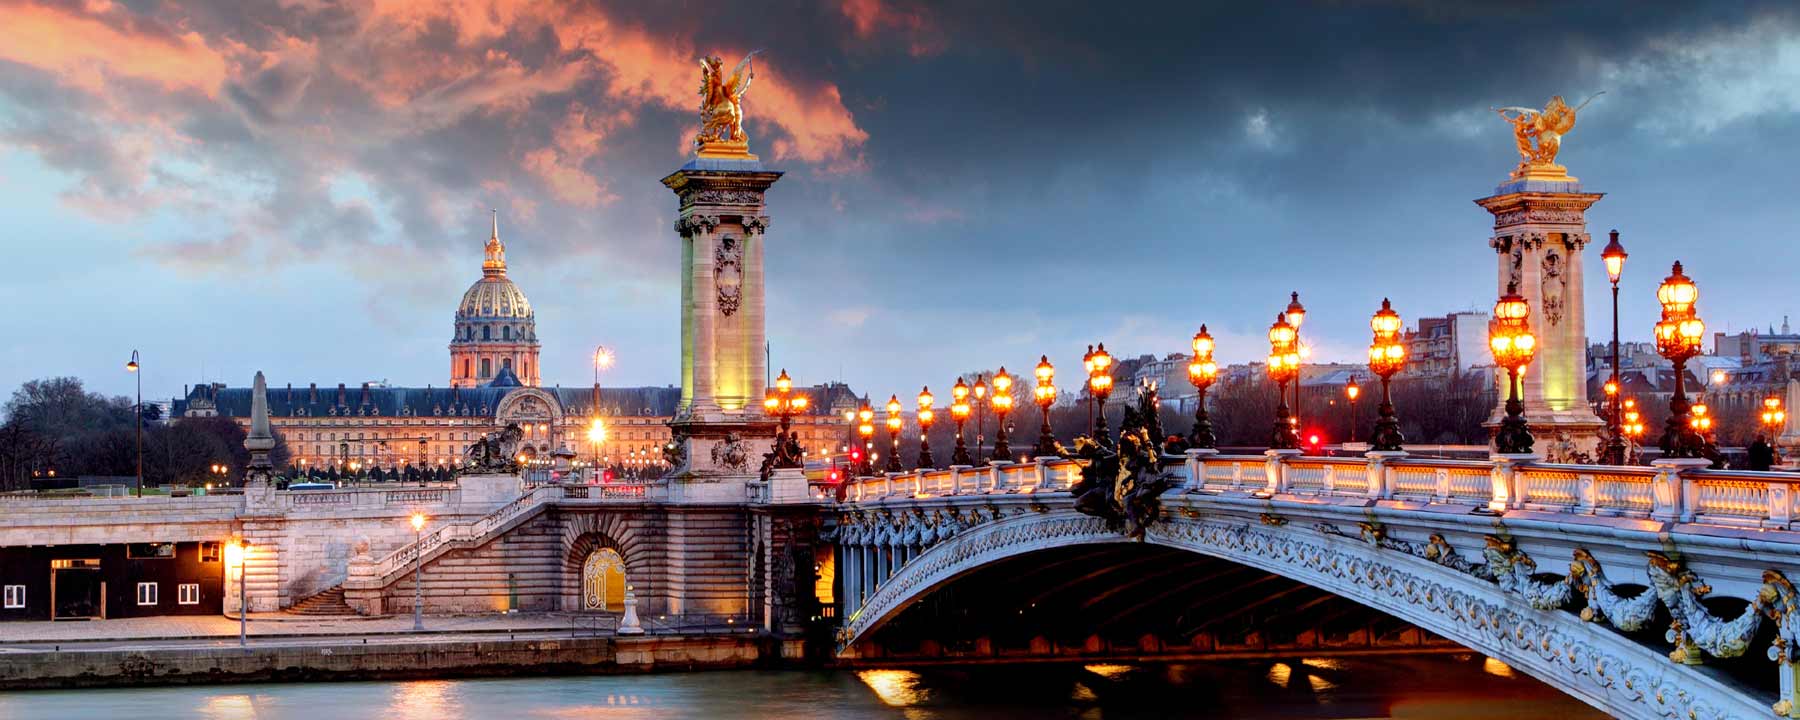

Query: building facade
[1402,312,1490,377]
[177,218,851,474]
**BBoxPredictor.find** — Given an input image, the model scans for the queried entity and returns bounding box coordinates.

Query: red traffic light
[850,449,862,461]
[601,470,614,482]
[829,471,840,482]
[1307,433,1322,447]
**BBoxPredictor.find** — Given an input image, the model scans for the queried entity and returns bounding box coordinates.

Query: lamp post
[990,367,1014,463]
[884,395,904,473]
[950,379,973,466]
[1267,314,1300,449]
[1344,376,1361,445]
[126,351,142,497]
[226,540,249,647]
[856,400,875,476]
[1087,343,1115,446]
[1601,231,1629,464]
[1368,299,1408,452]
[1033,357,1057,457]
[1489,283,1538,455]
[1654,262,1707,459]
[1623,400,1644,463]
[586,419,607,481]
[972,375,989,461]
[916,388,936,468]
[410,512,426,631]
[1188,326,1218,449]
[1764,396,1788,466]
[1286,292,1307,433]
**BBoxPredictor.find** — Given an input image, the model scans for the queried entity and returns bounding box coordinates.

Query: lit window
[137,582,159,606]
[3,585,22,609]
[177,583,200,605]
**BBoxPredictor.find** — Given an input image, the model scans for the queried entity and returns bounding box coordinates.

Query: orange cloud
[0,0,229,96]
[838,0,946,57]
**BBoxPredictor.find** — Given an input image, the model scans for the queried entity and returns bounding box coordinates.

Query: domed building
[175,212,856,481]
[450,214,540,388]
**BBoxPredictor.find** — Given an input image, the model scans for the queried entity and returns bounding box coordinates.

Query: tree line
[0,377,290,491]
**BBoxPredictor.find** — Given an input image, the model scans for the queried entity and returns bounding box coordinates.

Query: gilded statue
[1492,93,1603,181]
[696,51,760,157]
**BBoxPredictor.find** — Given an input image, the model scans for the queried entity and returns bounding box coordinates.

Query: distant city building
[1715,318,1800,364]
[1402,312,1489,377]
[176,220,853,472]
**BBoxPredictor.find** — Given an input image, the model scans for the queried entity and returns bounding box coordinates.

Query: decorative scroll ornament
[1647,551,1765,664]
[715,235,743,316]
[1569,549,1658,631]
[711,432,750,472]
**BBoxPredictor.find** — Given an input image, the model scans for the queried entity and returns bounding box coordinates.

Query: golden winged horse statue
[696,51,760,158]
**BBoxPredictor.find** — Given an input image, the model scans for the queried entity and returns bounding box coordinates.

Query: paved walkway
[0,612,613,644]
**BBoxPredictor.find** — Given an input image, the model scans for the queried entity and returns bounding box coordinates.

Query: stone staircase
[287,585,357,616]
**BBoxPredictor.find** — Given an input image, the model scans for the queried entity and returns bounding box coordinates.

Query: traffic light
[829,470,840,482]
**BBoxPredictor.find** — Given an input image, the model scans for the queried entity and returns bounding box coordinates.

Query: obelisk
[660,52,782,493]
[1478,97,1607,461]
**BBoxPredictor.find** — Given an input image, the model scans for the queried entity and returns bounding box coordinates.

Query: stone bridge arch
[561,511,656,613]
[840,509,1765,720]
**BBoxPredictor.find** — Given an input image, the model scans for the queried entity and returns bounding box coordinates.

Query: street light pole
[1601,231,1629,464]
[410,513,426,631]
[126,350,141,497]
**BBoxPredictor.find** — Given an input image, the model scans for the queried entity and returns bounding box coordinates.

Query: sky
[3,0,1799,404]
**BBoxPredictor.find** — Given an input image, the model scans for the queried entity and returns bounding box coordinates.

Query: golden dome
[456,212,533,321]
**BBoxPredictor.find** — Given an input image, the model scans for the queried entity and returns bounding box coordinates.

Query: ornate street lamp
[1654,261,1707,458]
[1368,299,1407,452]
[972,374,990,460]
[1489,283,1537,454]
[763,368,808,438]
[990,367,1015,463]
[884,395,904,473]
[916,387,936,469]
[1600,231,1629,464]
[1188,326,1219,449]
[1286,292,1307,431]
[1087,343,1115,446]
[409,513,426,631]
[1267,314,1300,450]
[950,378,973,465]
[1764,396,1787,466]
[856,400,876,476]
[1033,356,1058,457]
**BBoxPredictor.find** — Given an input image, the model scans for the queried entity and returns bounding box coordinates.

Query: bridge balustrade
[837,453,1800,530]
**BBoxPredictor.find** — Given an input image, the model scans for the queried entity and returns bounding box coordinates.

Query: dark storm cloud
[2,0,1798,398]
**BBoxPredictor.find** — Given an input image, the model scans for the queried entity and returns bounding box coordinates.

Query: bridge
[827,450,1800,720]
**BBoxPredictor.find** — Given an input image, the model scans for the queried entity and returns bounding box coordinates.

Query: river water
[0,653,1600,719]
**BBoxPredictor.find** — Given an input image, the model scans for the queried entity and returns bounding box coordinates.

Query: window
[3,585,23,609]
[481,359,491,377]
[503,326,512,340]
[127,543,175,559]
[503,358,513,371]
[482,326,491,341]
[463,359,471,377]
[177,583,200,605]
[200,542,222,563]
[137,582,158,606]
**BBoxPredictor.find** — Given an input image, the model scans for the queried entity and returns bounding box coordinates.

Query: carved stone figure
[715,235,744,316]
[461,423,525,473]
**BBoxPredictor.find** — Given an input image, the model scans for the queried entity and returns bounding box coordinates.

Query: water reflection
[856,669,928,706]
[0,654,1604,720]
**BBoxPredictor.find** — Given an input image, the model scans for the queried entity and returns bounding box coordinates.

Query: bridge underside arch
[865,543,1443,659]
[840,510,1767,720]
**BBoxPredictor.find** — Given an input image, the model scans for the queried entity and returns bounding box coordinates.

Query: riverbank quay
[0,631,777,690]
[0,612,816,689]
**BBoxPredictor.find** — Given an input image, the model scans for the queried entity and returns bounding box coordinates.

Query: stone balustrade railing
[370,481,664,583]
[839,452,1800,530]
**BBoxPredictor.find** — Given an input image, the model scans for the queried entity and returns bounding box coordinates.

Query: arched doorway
[582,548,627,611]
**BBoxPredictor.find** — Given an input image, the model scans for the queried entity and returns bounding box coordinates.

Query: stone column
[1477,182,1607,461]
